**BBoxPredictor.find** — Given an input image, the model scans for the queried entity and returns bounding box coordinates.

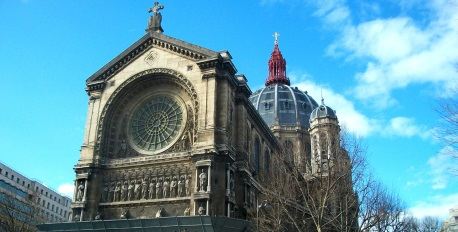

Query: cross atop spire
[273,32,280,45]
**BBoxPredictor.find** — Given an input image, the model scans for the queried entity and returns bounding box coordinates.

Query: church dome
[249,35,319,128]
[250,84,319,128]
[310,103,337,122]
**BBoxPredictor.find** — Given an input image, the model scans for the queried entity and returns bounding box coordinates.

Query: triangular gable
[86,31,219,84]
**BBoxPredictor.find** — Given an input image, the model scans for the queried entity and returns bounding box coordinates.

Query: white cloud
[290,72,376,137]
[318,0,458,108]
[383,117,432,139]
[409,193,458,219]
[57,183,74,198]
[289,72,435,139]
[428,146,458,190]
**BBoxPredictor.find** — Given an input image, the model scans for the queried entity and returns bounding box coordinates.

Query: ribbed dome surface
[310,104,337,122]
[249,84,319,128]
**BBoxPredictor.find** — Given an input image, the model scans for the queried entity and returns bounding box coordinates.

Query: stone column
[73,180,77,202]
[207,166,211,193]
[83,179,88,202]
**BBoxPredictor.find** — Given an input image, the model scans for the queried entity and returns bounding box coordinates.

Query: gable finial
[147,2,165,33]
[321,89,325,105]
[273,32,280,45]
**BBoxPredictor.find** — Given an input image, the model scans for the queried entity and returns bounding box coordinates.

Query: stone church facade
[71,3,344,223]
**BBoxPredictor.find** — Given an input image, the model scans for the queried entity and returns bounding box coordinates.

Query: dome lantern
[265,32,290,86]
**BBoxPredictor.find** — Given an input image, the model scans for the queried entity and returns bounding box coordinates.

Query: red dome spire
[265,33,290,86]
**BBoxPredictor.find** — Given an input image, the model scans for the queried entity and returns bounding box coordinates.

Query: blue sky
[1,0,457,219]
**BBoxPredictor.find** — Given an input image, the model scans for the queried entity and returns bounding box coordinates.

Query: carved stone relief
[100,166,191,203]
[95,68,200,159]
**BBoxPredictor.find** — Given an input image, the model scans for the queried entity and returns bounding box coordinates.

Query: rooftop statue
[147,2,164,33]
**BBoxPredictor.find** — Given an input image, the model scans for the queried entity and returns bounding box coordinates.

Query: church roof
[250,84,319,128]
[86,31,220,84]
[310,102,337,122]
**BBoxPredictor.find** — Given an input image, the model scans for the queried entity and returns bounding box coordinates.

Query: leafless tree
[256,133,411,232]
[436,87,458,174]
[0,190,43,232]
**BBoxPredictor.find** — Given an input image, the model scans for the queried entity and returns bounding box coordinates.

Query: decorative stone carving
[156,207,166,218]
[141,178,148,199]
[178,175,184,197]
[199,169,208,192]
[96,68,199,159]
[149,179,156,199]
[121,181,128,201]
[230,171,235,192]
[76,181,85,202]
[198,205,205,215]
[163,178,170,198]
[156,178,162,199]
[73,214,80,222]
[183,207,190,216]
[114,182,121,202]
[170,176,177,197]
[120,208,128,219]
[134,180,141,200]
[94,211,102,221]
[109,182,115,202]
[185,175,191,196]
[128,181,134,201]
[102,183,109,202]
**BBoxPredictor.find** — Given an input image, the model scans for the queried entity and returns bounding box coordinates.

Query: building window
[0,168,2,174]
[16,178,19,183]
[47,202,50,209]
[11,175,14,180]
[41,189,43,194]
[264,150,270,173]
[253,138,261,174]
[5,171,8,177]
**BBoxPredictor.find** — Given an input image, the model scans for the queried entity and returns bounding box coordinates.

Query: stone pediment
[86,31,219,86]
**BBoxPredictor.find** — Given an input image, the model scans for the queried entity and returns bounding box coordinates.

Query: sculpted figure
[102,183,109,202]
[109,182,116,202]
[155,207,165,218]
[141,178,148,199]
[76,181,85,202]
[170,176,177,197]
[198,205,205,215]
[199,169,208,192]
[120,139,127,155]
[114,182,121,202]
[121,181,128,201]
[178,176,184,197]
[120,208,128,219]
[134,180,141,200]
[230,172,235,192]
[162,178,170,198]
[183,207,190,216]
[128,181,134,201]
[156,178,162,199]
[94,211,102,221]
[149,179,156,199]
[185,175,191,195]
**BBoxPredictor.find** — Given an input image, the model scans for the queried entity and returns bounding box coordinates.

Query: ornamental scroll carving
[100,167,191,203]
[95,68,199,159]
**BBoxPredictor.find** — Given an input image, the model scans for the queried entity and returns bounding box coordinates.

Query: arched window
[264,150,270,173]
[253,138,261,174]
[284,140,293,163]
